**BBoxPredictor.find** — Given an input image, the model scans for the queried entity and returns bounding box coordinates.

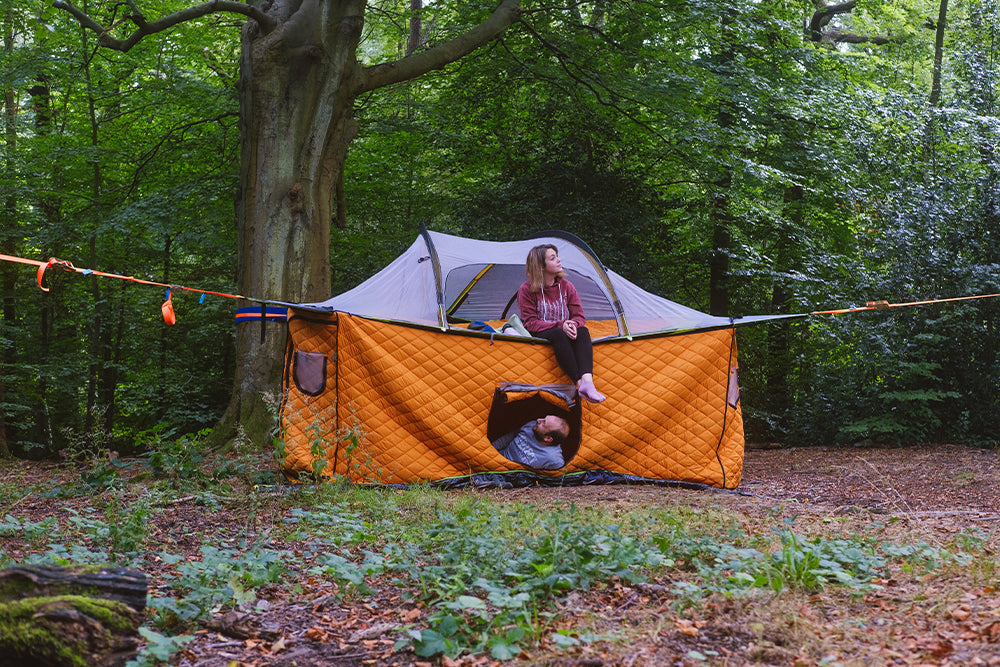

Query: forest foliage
[2,0,1000,456]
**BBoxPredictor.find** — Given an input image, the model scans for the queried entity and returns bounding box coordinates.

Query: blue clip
[469,320,497,333]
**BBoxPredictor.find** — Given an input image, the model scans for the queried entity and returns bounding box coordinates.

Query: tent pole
[419,224,449,331]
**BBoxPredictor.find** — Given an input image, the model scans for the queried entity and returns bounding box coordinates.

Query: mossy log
[0,565,147,667]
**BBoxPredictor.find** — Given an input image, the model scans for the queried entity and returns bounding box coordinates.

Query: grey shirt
[492,422,565,470]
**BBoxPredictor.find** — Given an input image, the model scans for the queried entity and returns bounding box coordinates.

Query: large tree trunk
[216,0,522,445]
[221,1,367,444]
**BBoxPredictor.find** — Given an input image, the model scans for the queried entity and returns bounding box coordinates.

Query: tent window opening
[444,264,616,324]
[486,383,582,470]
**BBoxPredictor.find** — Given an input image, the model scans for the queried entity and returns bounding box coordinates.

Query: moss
[0,598,89,667]
[61,595,140,633]
[0,565,141,606]
[0,594,140,667]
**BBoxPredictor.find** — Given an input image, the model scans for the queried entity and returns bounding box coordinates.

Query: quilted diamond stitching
[281,313,744,488]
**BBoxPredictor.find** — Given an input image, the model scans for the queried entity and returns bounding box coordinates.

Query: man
[491,415,570,470]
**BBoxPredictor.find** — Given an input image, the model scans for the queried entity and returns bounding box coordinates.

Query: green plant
[141,427,208,488]
[65,496,156,559]
[309,549,387,597]
[59,403,115,462]
[336,422,383,483]
[24,544,110,565]
[103,492,153,558]
[761,530,879,591]
[125,627,195,667]
[0,515,61,545]
[392,506,672,660]
[150,542,291,627]
[285,504,382,544]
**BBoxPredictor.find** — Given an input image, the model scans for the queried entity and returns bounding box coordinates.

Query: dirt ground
[5,443,1000,666]
[739,442,1000,517]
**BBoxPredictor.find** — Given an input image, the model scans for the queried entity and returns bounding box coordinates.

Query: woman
[517,244,606,403]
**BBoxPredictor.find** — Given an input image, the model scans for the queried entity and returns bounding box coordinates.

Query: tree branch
[361,0,521,92]
[806,1,898,45]
[808,0,857,34]
[823,30,895,45]
[52,0,277,51]
[515,18,672,147]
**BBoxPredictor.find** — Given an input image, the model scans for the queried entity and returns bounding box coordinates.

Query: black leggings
[534,326,594,383]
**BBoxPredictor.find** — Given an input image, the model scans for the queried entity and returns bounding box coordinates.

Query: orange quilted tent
[280,229,758,489]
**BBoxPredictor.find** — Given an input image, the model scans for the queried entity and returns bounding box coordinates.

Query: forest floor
[4,442,1000,667]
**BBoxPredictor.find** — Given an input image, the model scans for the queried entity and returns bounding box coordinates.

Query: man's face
[533,415,567,443]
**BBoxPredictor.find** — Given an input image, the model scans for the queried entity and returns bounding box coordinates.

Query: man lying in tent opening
[491,415,570,471]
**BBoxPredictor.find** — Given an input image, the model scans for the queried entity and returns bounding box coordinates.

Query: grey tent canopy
[293,229,768,339]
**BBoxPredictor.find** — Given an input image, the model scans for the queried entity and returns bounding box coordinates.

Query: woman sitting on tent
[517,244,606,404]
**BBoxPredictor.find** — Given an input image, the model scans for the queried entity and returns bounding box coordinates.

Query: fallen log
[0,564,147,667]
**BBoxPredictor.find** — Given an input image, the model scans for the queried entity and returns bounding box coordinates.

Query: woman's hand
[562,319,578,340]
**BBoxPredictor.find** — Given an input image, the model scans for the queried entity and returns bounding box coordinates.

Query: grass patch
[0,447,997,665]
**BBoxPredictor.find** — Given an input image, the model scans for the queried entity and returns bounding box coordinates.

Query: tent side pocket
[293,350,327,396]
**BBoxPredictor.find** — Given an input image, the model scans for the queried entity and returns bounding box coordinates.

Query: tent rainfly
[279,229,749,489]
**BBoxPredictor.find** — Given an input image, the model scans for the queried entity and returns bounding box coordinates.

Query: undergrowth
[0,438,992,666]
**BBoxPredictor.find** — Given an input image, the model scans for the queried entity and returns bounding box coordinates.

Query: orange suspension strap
[0,252,266,325]
[810,292,1000,316]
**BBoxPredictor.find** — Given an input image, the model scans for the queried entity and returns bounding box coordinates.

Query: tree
[0,1,18,457]
[54,0,523,443]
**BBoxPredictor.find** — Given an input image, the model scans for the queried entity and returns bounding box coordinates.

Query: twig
[1,493,32,516]
[855,457,913,513]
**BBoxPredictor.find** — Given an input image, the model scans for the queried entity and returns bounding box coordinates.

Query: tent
[279,229,750,489]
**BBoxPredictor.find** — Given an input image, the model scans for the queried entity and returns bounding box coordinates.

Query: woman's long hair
[525,244,566,292]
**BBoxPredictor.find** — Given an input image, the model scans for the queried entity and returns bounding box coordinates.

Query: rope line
[810,293,1000,315]
[5,252,1000,325]
[0,253,252,301]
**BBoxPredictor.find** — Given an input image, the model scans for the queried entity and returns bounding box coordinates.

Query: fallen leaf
[270,636,287,653]
[675,618,699,636]
[981,621,1000,642]
[304,626,327,642]
[928,639,954,659]
[951,607,972,621]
